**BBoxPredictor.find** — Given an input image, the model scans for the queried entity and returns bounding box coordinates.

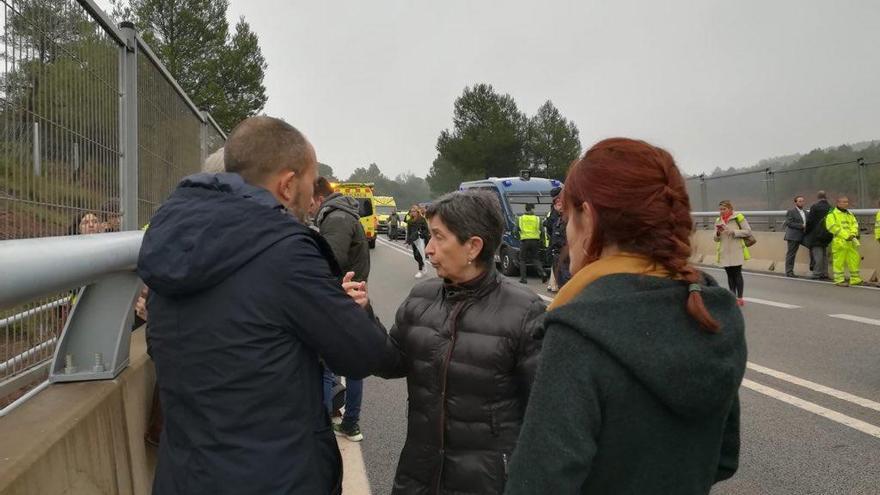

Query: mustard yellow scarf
[548,253,672,310]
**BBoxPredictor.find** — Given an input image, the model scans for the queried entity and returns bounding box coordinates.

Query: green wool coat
[505,273,747,495]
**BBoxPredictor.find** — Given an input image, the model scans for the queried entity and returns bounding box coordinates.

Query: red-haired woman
[505,138,747,495]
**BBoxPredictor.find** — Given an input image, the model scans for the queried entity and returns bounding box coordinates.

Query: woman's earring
[467,259,473,265]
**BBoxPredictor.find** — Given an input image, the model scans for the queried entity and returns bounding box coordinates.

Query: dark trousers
[388,225,398,240]
[724,265,744,298]
[519,239,546,282]
[411,242,424,270]
[810,245,828,278]
[785,240,803,275]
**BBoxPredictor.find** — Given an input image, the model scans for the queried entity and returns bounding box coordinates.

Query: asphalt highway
[351,238,880,494]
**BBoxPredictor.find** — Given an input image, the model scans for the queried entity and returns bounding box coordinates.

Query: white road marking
[701,266,880,291]
[742,297,801,309]
[747,362,880,413]
[742,379,880,439]
[828,314,880,327]
[539,294,554,303]
[338,437,372,495]
[377,237,415,257]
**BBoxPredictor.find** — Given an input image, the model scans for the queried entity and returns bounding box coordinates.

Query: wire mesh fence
[686,159,880,233]
[137,45,203,227]
[0,0,225,405]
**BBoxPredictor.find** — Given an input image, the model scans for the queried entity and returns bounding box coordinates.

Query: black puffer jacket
[380,268,546,495]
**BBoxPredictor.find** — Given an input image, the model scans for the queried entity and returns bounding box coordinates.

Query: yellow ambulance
[334,182,378,249]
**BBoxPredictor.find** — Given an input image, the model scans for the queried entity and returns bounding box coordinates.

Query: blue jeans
[322,369,362,425]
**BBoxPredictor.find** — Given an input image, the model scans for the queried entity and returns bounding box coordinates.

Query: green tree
[426,156,464,197]
[119,0,267,131]
[347,163,385,183]
[434,83,528,192]
[318,162,338,181]
[526,101,581,180]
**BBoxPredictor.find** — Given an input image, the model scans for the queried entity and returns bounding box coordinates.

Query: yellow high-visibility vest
[518,214,541,241]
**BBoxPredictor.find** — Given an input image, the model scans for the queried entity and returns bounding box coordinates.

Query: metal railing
[686,159,880,231]
[0,231,143,414]
[691,209,879,233]
[1,0,226,404]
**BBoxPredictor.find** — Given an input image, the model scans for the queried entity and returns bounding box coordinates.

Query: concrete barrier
[691,230,879,282]
[0,329,156,495]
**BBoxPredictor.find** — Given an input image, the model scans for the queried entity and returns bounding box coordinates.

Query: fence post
[765,168,776,231]
[200,110,209,166]
[857,157,866,208]
[119,22,139,231]
[32,122,41,176]
[699,174,709,228]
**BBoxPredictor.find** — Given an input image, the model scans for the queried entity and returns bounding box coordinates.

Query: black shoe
[333,422,363,442]
[541,276,549,284]
[519,279,528,284]
[785,273,798,278]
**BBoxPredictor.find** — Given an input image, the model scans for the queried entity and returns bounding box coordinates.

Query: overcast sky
[146,1,880,179]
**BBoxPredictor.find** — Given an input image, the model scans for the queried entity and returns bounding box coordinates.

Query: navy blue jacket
[138,173,394,495]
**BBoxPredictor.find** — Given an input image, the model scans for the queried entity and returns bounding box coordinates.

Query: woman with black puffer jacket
[378,190,546,495]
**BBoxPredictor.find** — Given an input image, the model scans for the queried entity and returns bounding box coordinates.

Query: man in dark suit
[783,196,807,277]
[803,191,833,280]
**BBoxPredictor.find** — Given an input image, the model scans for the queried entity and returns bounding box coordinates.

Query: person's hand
[135,287,148,321]
[342,271,369,309]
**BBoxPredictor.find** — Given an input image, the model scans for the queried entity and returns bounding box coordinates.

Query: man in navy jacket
[138,116,394,495]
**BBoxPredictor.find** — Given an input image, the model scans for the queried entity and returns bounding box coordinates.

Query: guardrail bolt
[64,354,77,375]
[93,352,105,373]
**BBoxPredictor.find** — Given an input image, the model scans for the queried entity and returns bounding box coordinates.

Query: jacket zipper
[433,301,467,495]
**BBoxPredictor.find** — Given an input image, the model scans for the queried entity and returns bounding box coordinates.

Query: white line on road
[539,294,553,303]
[828,314,880,327]
[338,437,372,495]
[377,237,415,257]
[742,379,880,439]
[742,297,801,309]
[701,266,880,291]
[747,362,880,413]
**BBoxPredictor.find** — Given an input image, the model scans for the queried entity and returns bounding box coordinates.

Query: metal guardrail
[691,209,880,217]
[0,232,143,384]
[691,209,879,232]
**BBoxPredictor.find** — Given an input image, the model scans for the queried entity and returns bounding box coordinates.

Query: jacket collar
[443,266,501,303]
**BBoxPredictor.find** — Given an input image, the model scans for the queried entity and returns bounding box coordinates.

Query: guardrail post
[765,169,776,231]
[119,22,139,231]
[857,157,866,208]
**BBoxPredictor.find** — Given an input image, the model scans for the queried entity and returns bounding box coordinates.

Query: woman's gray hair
[426,190,504,266]
[202,147,225,173]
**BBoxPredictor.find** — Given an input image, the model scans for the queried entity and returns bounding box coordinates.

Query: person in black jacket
[405,205,430,278]
[137,116,395,495]
[378,190,546,495]
[313,176,370,441]
[544,187,570,291]
[803,190,833,280]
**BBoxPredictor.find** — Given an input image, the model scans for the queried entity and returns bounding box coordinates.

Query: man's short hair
[794,195,804,202]
[225,116,312,185]
[314,177,334,198]
[817,190,827,200]
[525,203,535,212]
